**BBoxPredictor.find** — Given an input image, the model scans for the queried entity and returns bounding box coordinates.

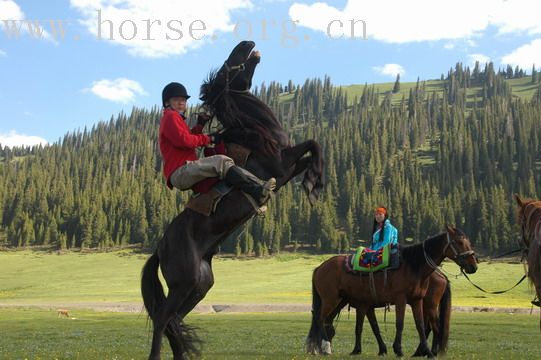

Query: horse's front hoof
[321,340,332,355]
[393,343,403,357]
[304,339,318,355]
[412,348,434,358]
[378,346,388,356]
[412,347,423,357]
[350,348,361,355]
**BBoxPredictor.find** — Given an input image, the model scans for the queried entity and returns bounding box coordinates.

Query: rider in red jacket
[159,82,275,205]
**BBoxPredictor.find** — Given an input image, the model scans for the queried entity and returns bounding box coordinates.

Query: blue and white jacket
[371,219,398,251]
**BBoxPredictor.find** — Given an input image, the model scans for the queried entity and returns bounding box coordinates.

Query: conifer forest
[1,62,540,256]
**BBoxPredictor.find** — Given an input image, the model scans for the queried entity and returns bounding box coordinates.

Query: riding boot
[532,298,540,307]
[224,166,276,205]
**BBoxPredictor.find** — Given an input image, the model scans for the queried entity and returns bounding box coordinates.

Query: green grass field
[0,250,536,308]
[0,251,533,307]
[0,250,540,359]
[336,76,537,107]
[0,308,539,359]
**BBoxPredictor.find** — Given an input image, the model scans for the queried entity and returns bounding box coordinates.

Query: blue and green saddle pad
[346,243,400,273]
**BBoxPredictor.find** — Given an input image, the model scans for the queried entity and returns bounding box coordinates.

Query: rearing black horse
[141,41,324,360]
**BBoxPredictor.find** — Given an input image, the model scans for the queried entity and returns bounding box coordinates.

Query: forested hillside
[1,62,540,255]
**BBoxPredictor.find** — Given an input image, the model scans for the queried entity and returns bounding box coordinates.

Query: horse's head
[514,194,541,248]
[200,40,261,105]
[444,225,478,274]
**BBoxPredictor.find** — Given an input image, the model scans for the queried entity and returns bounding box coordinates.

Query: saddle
[345,243,400,275]
[185,143,251,216]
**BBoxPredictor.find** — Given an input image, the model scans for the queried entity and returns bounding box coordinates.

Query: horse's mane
[400,228,466,273]
[200,71,289,157]
[400,239,432,273]
[199,69,219,103]
[518,199,541,247]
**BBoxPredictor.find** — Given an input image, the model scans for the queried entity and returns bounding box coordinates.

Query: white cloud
[501,39,541,69]
[88,78,147,103]
[373,63,405,78]
[289,0,541,43]
[70,0,253,58]
[443,43,455,50]
[466,39,477,48]
[468,53,491,67]
[0,0,24,23]
[0,130,48,148]
[0,49,6,57]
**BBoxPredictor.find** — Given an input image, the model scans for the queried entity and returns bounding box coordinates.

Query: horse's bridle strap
[443,232,474,260]
[224,61,245,73]
[223,60,247,94]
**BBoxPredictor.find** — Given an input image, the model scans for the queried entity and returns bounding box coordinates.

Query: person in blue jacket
[371,206,398,251]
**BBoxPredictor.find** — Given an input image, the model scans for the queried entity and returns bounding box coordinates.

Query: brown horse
[141,41,324,360]
[351,271,451,356]
[306,226,477,358]
[514,194,541,329]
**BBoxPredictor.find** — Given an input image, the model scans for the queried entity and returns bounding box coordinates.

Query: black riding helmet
[162,82,190,107]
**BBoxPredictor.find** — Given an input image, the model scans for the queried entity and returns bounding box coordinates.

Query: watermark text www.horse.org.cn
[1,10,367,46]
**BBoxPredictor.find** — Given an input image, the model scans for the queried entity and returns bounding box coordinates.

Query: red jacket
[159,109,211,188]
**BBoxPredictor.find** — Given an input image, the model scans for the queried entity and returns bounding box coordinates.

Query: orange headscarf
[374,207,387,215]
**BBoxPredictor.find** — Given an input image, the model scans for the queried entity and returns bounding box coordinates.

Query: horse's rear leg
[164,260,215,358]
[366,307,387,356]
[410,299,434,358]
[425,306,439,355]
[392,300,406,357]
[149,285,196,360]
[351,307,366,355]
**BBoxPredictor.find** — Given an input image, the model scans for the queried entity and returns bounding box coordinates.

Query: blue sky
[1,0,540,147]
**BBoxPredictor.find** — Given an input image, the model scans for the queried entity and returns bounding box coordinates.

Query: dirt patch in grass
[0,302,539,314]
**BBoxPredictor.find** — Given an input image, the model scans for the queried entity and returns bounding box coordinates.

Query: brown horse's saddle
[185,143,251,217]
[344,244,400,275]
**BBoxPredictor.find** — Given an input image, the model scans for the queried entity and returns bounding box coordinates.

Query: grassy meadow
[0,250,537,307]
[0,308,539,359]
[1,250,540,359]
[337,75,538,107]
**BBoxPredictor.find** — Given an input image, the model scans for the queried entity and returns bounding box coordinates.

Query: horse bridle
[443,232,475,264]
[223,60,252,94]
[204,59,251,130]
[423,231,475,271]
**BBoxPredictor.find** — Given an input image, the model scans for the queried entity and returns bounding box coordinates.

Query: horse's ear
[446,224,456,235]
[514,193,524,208]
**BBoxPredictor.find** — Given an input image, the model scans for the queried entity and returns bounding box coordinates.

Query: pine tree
[392,74,401,94]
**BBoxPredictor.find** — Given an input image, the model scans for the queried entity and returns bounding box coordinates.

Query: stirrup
[263,177,276,191]
[256,205,268,217]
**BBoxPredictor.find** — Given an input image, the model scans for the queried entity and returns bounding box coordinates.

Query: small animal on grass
[57,309,70,318]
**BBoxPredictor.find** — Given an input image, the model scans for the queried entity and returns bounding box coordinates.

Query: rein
[208,60,247,108]
[490,248,525,259]
[461,269,527,294]
[205,60,251,132]
[460,247,528,295]
[422,232,473,277]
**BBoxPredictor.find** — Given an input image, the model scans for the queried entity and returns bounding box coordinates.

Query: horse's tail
[306,268,323,354]
[141,251,166,319]
[438,280,452,354]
